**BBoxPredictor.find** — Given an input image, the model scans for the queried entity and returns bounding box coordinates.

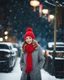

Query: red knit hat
[24,28,35,40]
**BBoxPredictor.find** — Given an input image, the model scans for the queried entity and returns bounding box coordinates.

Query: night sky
[0,0,64,45]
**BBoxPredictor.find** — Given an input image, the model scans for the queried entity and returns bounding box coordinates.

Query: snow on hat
[24,28,35,40]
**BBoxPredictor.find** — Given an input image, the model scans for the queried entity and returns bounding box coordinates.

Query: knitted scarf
[25,44,35,73]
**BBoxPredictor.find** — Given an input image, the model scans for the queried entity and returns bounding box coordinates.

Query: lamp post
[52,1,58,75]
[30,0,40,12]
[54,1,58,51]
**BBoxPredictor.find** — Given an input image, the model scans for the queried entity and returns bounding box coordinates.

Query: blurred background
[0,0,64,48]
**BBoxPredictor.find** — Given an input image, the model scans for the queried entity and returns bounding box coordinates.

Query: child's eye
[29,37,31,39]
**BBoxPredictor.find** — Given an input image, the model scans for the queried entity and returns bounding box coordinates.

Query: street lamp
[42,9,49,16]
[0,37,3,42]
[4,31,8,35]
[30,0,40,12]
[48,14,54,22]
[4,31,9,42]
[4,36,8,41]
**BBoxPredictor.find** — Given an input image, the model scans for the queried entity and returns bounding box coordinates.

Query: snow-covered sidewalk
[0,58,64,80]
[0,58,21,80]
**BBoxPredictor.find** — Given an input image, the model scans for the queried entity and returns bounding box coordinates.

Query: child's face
[25,36,33,44]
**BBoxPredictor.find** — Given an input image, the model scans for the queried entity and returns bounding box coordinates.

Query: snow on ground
[0,58,22,80]
[0,57,64,80]
[41,69,64,80]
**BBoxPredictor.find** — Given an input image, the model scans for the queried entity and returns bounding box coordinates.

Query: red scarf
[25,44,35,73]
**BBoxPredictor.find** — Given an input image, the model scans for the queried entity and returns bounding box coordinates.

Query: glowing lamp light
[4,31,8,35]
[48,14,54,22]
[42,9,49,16]
[30,0,40,12]
[5,36,8,40]
[49,15,54,19]
[0,38,3,42]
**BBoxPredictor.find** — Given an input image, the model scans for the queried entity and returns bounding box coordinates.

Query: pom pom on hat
[26,28,33,32]
[24,28,35,40]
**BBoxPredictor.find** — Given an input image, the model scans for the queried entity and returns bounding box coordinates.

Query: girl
[20,28,45,80]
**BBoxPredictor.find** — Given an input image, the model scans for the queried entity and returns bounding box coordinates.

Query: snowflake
[9,10,12,12]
